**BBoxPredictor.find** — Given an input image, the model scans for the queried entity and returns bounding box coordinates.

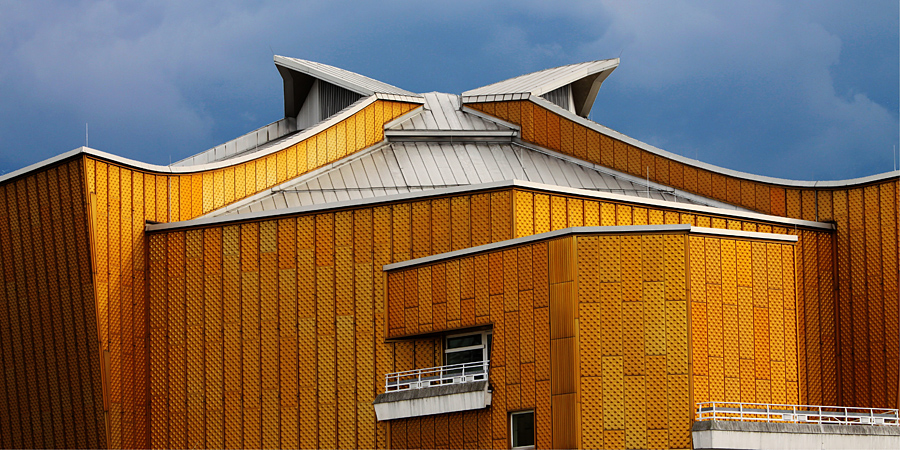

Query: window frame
[509,410,535,450]
[443,330,492,366]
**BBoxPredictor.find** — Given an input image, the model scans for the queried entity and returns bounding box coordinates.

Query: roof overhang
[462,59,619,118]
[274,55,419,118]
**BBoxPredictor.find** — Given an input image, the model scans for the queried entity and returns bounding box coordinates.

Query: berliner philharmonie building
[0,56,897,449]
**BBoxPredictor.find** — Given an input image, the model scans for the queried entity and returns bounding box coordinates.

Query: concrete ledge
[373,381,491,421]
[374,381,488,403]
[692,420,900,449]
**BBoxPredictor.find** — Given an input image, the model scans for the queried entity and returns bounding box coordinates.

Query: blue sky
[0,0,897,180]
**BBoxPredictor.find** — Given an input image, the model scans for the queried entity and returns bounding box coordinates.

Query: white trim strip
[382,225,798,272]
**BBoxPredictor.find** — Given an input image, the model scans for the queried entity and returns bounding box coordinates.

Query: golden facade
[0,57,896,449]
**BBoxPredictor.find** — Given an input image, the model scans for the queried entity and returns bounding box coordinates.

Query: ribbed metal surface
[320,81,364,120]
[219,141,724,215]
[278,56,417,96]
[463,60,616,96]
[541,84,571,111]
[392,93,507,131]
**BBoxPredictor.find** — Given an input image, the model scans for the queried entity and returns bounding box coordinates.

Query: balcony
[373,361,492,421]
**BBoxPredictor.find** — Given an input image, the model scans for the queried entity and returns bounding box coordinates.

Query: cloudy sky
[1,0,897,180]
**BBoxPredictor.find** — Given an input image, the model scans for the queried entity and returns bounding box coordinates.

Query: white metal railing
[695,402,900,426]
[385,360,490,392]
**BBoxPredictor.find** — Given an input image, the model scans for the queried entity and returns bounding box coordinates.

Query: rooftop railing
[695,402,899,426]
[384,360,489,392]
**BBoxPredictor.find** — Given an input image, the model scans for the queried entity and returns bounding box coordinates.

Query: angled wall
[472,99,899,409]
[146,181,828,449]
[0,157,106,449]
[83,99,417,449]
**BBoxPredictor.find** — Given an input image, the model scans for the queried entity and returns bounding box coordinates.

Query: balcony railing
[384,360,490,392]
[695,402,900,426]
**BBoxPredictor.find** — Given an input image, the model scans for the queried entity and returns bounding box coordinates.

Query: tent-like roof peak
[275,56,417,97]
[463,59,619,117]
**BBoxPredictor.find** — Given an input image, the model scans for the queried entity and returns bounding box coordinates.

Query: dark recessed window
[510,410,535,449]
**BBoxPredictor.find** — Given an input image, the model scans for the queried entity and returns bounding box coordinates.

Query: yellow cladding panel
[602,356,624,430]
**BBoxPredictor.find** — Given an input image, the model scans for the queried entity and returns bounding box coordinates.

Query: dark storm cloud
[0,0,896,181]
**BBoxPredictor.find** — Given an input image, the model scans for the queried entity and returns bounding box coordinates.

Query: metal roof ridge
[382,224,798,272]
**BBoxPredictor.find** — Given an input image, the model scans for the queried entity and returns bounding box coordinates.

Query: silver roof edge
[510,139,748,212]
[460,106,521,131]
[146,179,834,233]
[526,96,900,188]
[11,95,384,180]
[274,55,419,97]
[196,140,394,218]
[0,147,86,186]
[383,224,797,272]
[462,59,619,97]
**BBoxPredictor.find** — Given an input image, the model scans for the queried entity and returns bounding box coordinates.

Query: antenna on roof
[85,123,88,148]
[269,45,275,56]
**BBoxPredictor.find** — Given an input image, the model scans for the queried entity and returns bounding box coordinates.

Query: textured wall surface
[687,236,800,407]
[473,100,899,410]
[147,189,515,449]
[5,90,889,450]
[576,233,691,450]
[387,230,797,450]
[386,238,552,450]
[83,99,417,449]
[146,179,827,449]
[0,158,106,449]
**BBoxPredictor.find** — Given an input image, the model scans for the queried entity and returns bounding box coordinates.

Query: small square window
[510,410,534,449]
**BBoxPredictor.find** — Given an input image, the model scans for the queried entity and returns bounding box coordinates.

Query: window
[510,411,535,449]
[444,330,492,376]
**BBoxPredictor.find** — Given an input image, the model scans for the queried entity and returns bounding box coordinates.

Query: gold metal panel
[550,195,566,231]
[723,303,740,377]
[581,376,604,449]
[786,189,801,219]
[450,196,470,251]
[599,236,620,283]
[754,307,771,379]
[623,301,644,375]
[644,281,665,356]
[567,198,583,227]
[707,284,723,359]
[621,235,641,301]
[625,375,647,449]
[600,202,616,226]
[602,355,624,430]
[560,117,574,155]
[645,355,667,430]
[579,303,603,377]
[535,307,550,381]
[471,193,490,247]
[692,302,709,376]
[616,204,632,226]
[666,301,688,375]
[667,374,690,448]
[627,146,642,177]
